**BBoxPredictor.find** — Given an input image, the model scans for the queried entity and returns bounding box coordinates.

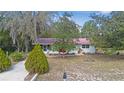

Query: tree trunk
[17,41,20,52]
[24,38,29,53]
[17,47,20,52]
[33,12,37,43]
[25,45,28,53]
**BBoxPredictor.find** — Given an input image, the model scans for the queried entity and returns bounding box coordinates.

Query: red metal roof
[73,38,90,45]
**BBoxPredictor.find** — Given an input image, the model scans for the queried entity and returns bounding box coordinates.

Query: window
[42,45,47,51]
[82,45,85,48]
[47,45,51,50]
[86,45,89,48]
[82,45,89,48]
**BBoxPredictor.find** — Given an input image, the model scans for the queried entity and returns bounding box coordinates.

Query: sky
[58,11,111,27]
[71,11,93,26]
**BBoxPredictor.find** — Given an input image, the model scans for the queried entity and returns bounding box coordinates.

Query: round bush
[9,51,25,62]
[0,48,11,72]
[25,44,49,74]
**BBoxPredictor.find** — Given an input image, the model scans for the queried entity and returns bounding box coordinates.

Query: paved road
[0,61,28,81]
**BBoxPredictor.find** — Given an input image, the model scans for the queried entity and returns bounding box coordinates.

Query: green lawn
[37,54,124,81]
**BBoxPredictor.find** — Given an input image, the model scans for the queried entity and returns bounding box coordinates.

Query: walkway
[0,61,28,81]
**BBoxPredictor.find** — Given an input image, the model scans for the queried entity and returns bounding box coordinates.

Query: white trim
[30,73,38,81]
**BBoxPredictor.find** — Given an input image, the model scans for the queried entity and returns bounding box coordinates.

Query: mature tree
[87,11,124,51]
[109,12,124,49]
[52,12,80,53]
[81,20,98,38]
[0,11,55,52]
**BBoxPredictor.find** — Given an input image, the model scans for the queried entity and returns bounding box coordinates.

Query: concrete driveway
[0,61,28,81]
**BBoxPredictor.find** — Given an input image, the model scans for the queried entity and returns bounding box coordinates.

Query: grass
[37,54,124,81]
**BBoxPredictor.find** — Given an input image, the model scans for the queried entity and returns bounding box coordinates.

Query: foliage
[1,11,124,54]
[52,12,80,52]
[0,30,15,52]
[0,48,11,72]
[103,48,116,55]
[82,12,124,52]
[0,11,55,52]
[9,51,26,62]
[52,41,75,52]
[81,20,98,38]
[25,44,49,74]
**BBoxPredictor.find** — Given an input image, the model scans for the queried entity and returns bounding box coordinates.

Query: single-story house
[35,38,96,54]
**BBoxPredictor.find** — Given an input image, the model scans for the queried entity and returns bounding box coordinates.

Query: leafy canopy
[52,12,80,52]
[82,11,124,50]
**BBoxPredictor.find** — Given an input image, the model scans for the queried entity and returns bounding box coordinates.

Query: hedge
[9,51,25,62]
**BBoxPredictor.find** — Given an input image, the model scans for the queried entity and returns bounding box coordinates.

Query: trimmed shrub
[9,51,25,62]
[0,48,11,72]
[103,48,116,55]
[25,44,49,74]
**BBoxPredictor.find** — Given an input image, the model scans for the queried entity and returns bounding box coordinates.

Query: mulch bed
[46,54,84,58]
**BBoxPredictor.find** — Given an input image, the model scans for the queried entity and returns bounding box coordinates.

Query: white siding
[76,45,96,54]
[43,45,96,54]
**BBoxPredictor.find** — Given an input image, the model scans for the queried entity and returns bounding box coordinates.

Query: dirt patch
[37,54,124,81]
